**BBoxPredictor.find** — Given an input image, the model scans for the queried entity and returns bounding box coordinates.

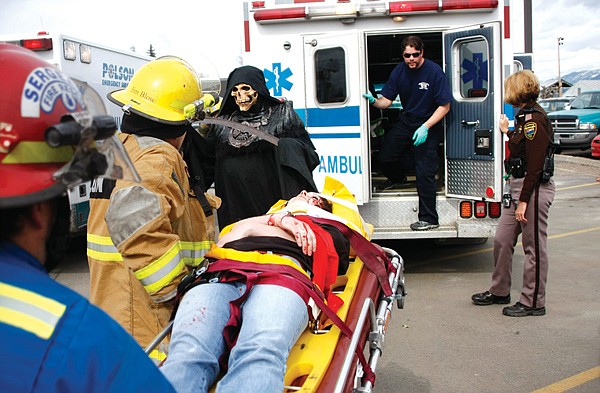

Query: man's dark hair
[319,197,334,213]
[0,206,30,241]
[402,35,424,52]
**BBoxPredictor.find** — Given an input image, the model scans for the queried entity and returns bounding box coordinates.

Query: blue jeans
[160,282,308,393]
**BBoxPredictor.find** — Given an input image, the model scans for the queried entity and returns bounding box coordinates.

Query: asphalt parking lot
[374,154,600,393]
[53,153,600,393]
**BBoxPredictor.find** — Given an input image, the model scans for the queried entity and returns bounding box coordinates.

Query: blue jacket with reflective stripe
[0,241,175,392]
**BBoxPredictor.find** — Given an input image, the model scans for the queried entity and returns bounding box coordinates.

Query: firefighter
[0,44,175,391]
[87,56,221,360]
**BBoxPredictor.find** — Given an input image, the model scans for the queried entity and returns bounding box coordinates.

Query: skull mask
[231,83,258,112]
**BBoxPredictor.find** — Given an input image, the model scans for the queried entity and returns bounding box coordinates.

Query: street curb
[555,154,600,169]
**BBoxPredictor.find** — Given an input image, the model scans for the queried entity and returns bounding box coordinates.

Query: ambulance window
[458,39,489,99]
[80,44,92,64]
[315,47,347,104]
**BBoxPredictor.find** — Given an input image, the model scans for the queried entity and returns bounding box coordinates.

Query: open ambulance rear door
[443,23,504,203]
[301,31,369,204]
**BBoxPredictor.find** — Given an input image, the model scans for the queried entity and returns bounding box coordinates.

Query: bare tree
[147,45,156,58]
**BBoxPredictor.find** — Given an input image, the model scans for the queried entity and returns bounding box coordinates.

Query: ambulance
[242,0,529,240]
[0,32,151,253]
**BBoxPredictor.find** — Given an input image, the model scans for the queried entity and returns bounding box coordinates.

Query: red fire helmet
[0,43,86,208]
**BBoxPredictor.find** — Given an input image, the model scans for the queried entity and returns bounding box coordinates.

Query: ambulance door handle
[461,120,480,127]
[306,39,318,47]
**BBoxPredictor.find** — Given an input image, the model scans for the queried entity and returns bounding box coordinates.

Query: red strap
[294,215,343,313]
[306,217,395,296]
[200,247,380,386]
[210,268,313,372]
[299,273,376,387]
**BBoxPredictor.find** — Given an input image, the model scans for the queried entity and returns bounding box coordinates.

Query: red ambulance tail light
[460,201,473,218]
[389,0,497,14]
[474,201,487,218]
[442,0,499,11]
[254,7,307,22]
[489,202,502,218]
[252,1,265,8]
[21,38,53,51]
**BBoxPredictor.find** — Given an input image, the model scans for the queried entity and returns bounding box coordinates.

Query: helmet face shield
[49,114,141,188]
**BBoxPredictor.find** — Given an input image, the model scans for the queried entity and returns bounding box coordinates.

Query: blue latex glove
[412,124,429,146]
[362,92,376,104]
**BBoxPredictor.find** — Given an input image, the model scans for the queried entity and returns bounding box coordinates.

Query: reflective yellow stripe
[206,246,310,278]
[148,349,167,362]
[86,233,123,262]
[1,141,73,164]
[134,243,186,294]
[0,282,66,339]
[180,240,213,267]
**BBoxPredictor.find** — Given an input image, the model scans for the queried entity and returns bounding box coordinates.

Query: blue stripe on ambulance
[294,106,362,174]
[295,106,360,131]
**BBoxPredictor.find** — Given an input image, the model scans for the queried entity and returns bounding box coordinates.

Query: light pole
[557,37,564,97]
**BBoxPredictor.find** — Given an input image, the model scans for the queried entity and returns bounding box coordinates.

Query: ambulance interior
[365,32,445,196]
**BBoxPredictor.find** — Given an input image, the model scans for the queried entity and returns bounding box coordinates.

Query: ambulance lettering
[90,177,115,199]
[102,63,136,88]
[318,155,362,174]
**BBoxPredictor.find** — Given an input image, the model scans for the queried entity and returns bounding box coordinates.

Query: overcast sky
[1,0,598,84]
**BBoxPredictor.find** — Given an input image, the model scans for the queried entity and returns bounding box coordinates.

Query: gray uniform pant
[490,177,555,308]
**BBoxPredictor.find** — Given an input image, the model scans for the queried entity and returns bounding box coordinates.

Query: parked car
[548,91,600,152]
[539,97,571,113]
[592,134,600,158]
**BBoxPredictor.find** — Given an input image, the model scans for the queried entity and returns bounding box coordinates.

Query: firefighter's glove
[362,92,376,104]
[183,102,203,121]
[412,124,429,146]
[184,92,220,122]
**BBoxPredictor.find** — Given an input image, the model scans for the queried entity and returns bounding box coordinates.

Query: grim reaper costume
[206,65,319,228]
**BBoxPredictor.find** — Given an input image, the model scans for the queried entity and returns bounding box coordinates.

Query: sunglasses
[403,52,421,59]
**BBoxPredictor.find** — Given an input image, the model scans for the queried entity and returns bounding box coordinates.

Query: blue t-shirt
[381,58,452,120]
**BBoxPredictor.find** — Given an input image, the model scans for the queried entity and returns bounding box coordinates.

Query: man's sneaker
[379,177,408,191]
[471,291,511,306]
[410,221,439,231]
[502,302,546,317]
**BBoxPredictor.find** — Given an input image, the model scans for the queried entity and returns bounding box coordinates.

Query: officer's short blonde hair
[504,70,540,106]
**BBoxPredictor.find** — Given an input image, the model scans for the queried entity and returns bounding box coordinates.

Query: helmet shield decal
[21,66,85,118]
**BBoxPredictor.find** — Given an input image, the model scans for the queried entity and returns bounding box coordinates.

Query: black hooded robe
[205,66,319,228]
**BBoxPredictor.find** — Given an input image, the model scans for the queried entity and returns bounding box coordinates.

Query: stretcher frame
[145,247,406,393]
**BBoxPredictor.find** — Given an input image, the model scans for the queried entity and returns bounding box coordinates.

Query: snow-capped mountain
[542,69,600,86]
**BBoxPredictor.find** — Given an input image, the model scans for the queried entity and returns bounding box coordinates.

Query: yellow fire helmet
[108,56,202,125]
[268,176,374,240]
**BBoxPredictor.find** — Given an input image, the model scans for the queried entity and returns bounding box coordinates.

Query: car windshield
[569,92,600,109]
[539,99,569,113]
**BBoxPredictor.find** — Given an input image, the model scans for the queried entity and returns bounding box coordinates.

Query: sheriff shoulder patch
[524,122,537,140]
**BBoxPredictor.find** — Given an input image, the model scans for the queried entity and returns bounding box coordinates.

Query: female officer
[472,70,555,317]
